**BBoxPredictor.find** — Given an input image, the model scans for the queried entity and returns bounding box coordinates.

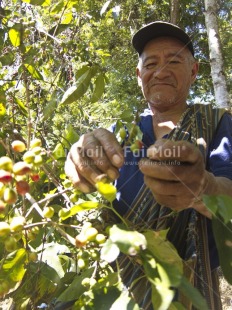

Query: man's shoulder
[191,103,230,125]
[140,108,153,117]
[191,103,229,116]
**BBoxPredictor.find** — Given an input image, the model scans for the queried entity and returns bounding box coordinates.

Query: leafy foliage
[0,0,231,309]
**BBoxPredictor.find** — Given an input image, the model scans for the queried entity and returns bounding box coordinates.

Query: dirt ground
[220,275,232,310]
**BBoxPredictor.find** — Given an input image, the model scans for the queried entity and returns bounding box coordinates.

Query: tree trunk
[204,0,230,108]
[170,0,180,25]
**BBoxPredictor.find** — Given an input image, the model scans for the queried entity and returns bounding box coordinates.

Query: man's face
[137,37,198,112]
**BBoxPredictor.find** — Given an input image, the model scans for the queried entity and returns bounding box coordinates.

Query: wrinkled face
[137,37,199,112]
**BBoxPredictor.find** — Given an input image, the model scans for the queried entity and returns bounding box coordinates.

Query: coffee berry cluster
[0,214,39,297]
[117,121,144,154]
[75,221,106,270]
[0,138,44,214]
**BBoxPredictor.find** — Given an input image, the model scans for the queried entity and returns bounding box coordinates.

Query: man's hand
[65,128,124,193]
[139,139,207,212]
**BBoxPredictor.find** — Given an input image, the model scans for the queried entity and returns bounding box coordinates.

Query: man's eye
[144,63,157,69]
[169,60,180,64]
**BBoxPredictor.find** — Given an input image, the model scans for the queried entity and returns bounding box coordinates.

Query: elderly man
[65,21,232,309]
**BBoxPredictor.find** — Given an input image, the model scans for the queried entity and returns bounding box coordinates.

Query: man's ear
[191,61,199,84]
[136,67,142,87]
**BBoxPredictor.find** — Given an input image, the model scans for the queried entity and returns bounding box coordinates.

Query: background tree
[0,0,231,309]
[204,0,230,108]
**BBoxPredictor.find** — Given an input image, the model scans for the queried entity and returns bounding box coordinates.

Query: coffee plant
[0,0,231,309]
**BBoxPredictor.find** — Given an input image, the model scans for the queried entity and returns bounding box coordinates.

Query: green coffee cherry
[13,162,31,175]
[11,140,26,153]
[95,233,106,244]
[0,222,11,237]
[77,258,88,269]
[0,157,13,172]
[30,138,42,149]
[84,227,98,241]
[4,236,17,252]
[23,151,35,164]
[3,188,18,204]
[42,206,54,219]
[10,216,25,232]
[119,127,127,140]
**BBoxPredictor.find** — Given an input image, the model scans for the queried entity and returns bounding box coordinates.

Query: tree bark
[170,0,180,25]
[204,0,230,108]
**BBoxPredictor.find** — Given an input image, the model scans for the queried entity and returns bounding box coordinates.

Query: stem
[25,192,44,218]
[51,222,76,246]
[104,203,128,227]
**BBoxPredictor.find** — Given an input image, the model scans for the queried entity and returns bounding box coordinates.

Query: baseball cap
[132,21,194,56]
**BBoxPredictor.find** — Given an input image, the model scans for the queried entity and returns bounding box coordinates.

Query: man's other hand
[65,128,124,193]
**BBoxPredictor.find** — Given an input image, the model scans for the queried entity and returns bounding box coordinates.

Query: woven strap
[117,104,225,309]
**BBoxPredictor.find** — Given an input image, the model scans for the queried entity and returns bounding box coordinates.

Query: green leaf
[2,248,27,282]
[141,250,174,309]
[109,224,147,255]
[29,260,61,285]
[217,195,232,223]
[120,109,134,122]
[9,28,21,47]
[91,73,105,103]
[51,1,65,13]
[202,195,218,216]
[92,287,123,310]
[211,217,232,284]
[143,230,183,276]
[43,95,57,120]
[12,261,60,307]
[59,201,100,220]
[24,64,44,80]
[94,271,121,290]
[61,68,93,105]
[48,23,72,36]
[151,281,175,310]
[63,124,79,147]
[141,250,158,284]
[40,244,69,278]
[0,90,6,104]
[56,267,94,302]
[75,65,90,80]
[203,195,232,284]
[52,143,66,160]
[22,0,49,5]
[96,182,117,202]
[73,272,123,308]
[100,0,112,15]
[203,195,232,222]
[168,302,186,310]
[0,52,15,66]
[14,97,28,116]
[110,291,140,310]
[101,238,120,262]
[178,276,209,310]
[71,201,100,213]
[0,103,6,118]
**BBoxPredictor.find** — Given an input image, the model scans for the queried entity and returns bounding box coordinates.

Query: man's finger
[64,155,95,193]
[147,139,202,163]
[93,128,124,167]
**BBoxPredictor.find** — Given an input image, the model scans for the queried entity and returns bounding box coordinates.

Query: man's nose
[152,63,171,79]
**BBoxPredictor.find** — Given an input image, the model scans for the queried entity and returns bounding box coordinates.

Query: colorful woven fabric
[116,104,226,309]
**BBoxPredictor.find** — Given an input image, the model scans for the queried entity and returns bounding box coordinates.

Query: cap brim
[132,21,194,56]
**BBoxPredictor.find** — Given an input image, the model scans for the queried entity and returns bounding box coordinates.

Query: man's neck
[151,104,188,139]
